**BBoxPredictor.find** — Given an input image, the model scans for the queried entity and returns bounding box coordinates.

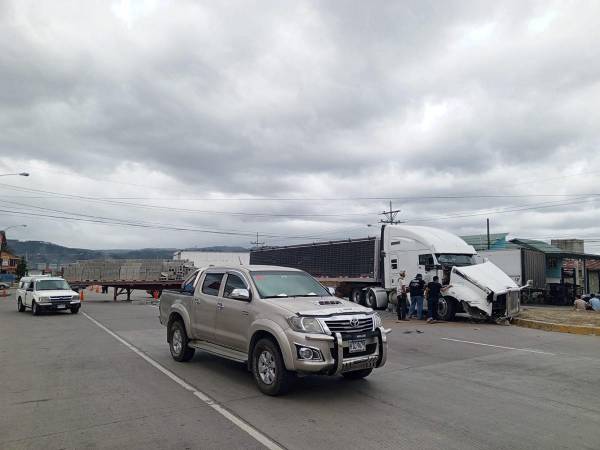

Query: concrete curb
[512,318,600,336]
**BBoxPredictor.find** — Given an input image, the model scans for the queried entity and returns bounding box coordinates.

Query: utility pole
[379,201,403,225]
[251,232,265,249]
[486,218,491,250]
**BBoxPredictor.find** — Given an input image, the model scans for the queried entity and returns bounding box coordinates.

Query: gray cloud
[1,0,600,250]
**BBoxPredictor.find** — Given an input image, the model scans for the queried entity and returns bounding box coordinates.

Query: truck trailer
[250,225,521,321]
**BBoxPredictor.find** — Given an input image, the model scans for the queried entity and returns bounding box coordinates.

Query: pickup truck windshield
[436,254,475,266]
[36,279,71,291]
[250,271,329,298]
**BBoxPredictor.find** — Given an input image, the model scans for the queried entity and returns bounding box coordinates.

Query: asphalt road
[1,290,599,450]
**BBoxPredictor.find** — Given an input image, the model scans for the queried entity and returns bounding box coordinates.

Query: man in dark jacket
[407,274,425,320]
[425,275,451,323]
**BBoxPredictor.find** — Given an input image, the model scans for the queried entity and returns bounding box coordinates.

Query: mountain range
[6,240,248,267]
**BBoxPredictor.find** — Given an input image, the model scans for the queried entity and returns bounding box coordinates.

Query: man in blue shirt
[590,294,600,311]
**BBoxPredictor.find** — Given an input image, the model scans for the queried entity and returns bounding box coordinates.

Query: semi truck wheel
[168,320,195,362]
[437,296,457,321]
[366,290,377,309]
[252,338,294,396]
[351,288,363,304]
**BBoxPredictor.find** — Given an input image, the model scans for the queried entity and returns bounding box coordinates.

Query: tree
[15,259,27,278]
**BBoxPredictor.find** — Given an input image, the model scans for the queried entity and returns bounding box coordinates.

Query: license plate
[349,339,366,353]
[56,304,66,309]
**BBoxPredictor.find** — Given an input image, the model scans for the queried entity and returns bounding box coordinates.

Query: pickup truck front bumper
[36,300,80,310]
[289,326,390,375]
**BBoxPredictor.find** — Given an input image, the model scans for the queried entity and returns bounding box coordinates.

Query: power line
[30,167,600,199]
[404,196,598,224]
[0,183,375,218]
[0,201,355,241]
[5,191,600,201]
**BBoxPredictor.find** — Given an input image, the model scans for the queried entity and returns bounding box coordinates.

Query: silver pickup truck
[159,265,389,395]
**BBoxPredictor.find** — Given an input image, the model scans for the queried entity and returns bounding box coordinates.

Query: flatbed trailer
[69,280,183,301]
[63,259,195,301]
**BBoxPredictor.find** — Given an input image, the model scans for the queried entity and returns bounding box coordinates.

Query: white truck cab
[382,225,521,320]
[16,276,81,315]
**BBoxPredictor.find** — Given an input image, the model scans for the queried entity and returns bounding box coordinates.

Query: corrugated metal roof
[509,238,564,254]
[460,233,508,251]
[563,259,600,270]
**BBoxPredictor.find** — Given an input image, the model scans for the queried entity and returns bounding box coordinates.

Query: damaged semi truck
[250,225,522,322]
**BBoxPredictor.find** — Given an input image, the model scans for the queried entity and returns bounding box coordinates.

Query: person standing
[396,271,408,322]
[425,276,451,323]
[407,274,425,320]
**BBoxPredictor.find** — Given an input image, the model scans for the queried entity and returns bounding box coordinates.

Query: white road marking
[82,312,284,450]
[441,337,555,355]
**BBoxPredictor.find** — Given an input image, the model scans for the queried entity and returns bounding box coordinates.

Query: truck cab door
[387,255,403,290]
[24,282,34,306]
[213,272,252,352]
[192,271,224,342]
[418,254,438,282]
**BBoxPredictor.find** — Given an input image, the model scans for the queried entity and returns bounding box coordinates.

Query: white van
[16,276,81,315]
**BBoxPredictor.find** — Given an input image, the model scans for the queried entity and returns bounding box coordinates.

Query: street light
[0,172,29,177]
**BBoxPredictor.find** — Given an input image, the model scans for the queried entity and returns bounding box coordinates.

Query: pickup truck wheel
[437,296,457,321]
[17,298,25,312]
[70,305,80,314]
[169,321,195,362]
[342,368,373,380]
[252,338,294,396]
[32,301,41,316]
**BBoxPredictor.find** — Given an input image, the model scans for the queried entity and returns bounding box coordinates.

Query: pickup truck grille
[50,296,72,302]
[324,317,373,333]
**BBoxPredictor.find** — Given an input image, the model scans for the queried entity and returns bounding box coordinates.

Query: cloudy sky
[1,0,600,252]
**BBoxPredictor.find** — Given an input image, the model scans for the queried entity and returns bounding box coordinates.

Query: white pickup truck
[16,276,81,315]
[159,265,389,396]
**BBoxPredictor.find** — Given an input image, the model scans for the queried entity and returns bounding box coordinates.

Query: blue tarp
[0,273,16,283]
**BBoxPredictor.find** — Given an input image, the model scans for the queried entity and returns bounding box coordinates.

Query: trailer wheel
[366,290,378,309]
[437,296,457,321]
[351,288,363,305]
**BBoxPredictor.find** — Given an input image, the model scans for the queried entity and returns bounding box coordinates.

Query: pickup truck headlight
[372,313,382,328]
[72,295,80,300]
[38,296,49,303]
[287,316,325,334]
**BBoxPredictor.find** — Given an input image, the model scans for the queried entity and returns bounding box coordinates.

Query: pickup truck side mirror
[326,287,336,296]
[230,288,251,301]
[27,287,34,292]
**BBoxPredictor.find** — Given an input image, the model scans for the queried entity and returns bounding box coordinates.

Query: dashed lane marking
[441,337,555,355]
[82,312,284,450]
